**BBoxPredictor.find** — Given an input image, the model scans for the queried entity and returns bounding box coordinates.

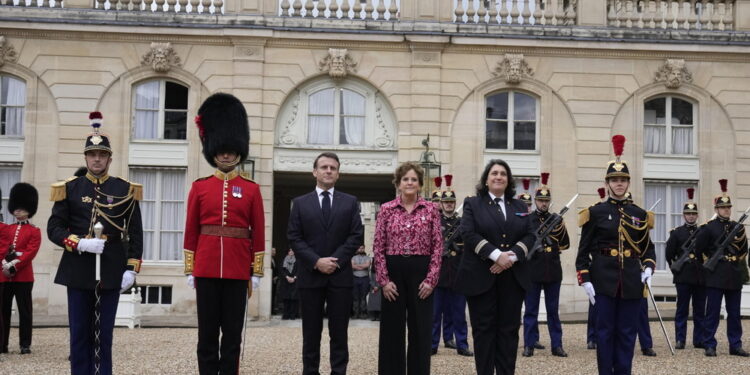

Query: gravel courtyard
[3,321,749,374]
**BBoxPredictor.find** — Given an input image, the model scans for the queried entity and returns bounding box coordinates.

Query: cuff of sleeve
[253,251,265,277]
[126,258,142,273]
[642,258,656,270]
[489,249,501,262]
[184,250,195,275]
[512,241,529,259]
[63,235,80,252]
[576,270,590,285]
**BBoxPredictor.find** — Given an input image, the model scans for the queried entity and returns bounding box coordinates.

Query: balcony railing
[4,0,62,7]
[453,0,577,25]
[279,0,400,20]
[95,0,224,13]
[608,0,735,30]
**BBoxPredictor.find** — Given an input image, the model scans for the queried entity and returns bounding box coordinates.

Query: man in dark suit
[287,152,364,375]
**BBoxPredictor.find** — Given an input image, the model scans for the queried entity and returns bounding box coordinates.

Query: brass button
[502,234,507,238]
[610,249,618,256]
[623,250,631,257]
[689,254,695,259]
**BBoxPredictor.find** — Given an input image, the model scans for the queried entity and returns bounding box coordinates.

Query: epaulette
[194,175,211,182]
[646,211,655,230]
[49,176,77,201]
[578,207,590,227]
[240,174,257,183]
[129,182,143,201]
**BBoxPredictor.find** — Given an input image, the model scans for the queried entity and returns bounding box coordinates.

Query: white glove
[582,282,596,305]
[641,267,653,289]
[252,276,261,289]
[1,259,9,270]
[78,238,105,254]
[120,270,136,293]
[187,274,195,289]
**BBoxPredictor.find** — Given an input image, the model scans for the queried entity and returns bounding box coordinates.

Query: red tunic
[183,170,265,280]
[0,222,41,283]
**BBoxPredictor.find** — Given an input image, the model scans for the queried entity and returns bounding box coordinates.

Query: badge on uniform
[232,186,243,198]
[82,196,92,203]
[107,195,114,204]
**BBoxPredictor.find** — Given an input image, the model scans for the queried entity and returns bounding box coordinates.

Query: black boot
[522,347,534,357]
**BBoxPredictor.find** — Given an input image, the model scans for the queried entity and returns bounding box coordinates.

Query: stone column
[577,0,607,26]
[736,0,750,31]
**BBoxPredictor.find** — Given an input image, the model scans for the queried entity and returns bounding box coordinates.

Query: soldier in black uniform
[431,175,473,357]
[47,112,143,375]
[665,187,706,350]
[518,178,533,213]
[576,135,656,375]
[522,172,570,358]
[586,187,607,350]
[696,179,749,357]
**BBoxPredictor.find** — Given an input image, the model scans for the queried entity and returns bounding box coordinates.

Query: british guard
[665,188,706,350]
[576,135,656,375]
[522,173,570,358]
[696,179,749,357]
[0,183,41,354]
[431,175,473,357]
[183,93,265,374]
[47,112,143,375]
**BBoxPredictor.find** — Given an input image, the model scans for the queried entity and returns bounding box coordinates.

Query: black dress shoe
[551,347,568,357]
[730,347,750,357]
[444,340,457,349]
[675,341,685,350]
[20,347,30,354]
[0,347,7,354]
[705,347,717,357]
[693,342,705,349]
[431,347,438,355]
[534,342,546,350]
[641,348,657,356]
[457,348,474,357]
[587,341,597,350]
[522,346,534,357]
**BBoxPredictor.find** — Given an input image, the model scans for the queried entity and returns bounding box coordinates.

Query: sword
[240,280,251,362]
[93,222,104,375]
[646,283,675,355]
[647,198,661,212]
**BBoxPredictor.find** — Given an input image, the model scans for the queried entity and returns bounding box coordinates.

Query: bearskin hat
[8,182,39,219]
[195,93,249,168]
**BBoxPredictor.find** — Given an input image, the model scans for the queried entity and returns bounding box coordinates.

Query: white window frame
[140,285,172,305]
[0,164,22,225]
[0,75,26,138]
[485,90,539,152]
[644,95,697,156]
[645,181,697,271]
[305,83,368,146]
[131,79,189,142]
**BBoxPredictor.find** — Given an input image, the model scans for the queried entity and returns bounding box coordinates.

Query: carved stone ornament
[493,54,534,84]
[141,42,182,73]
[0,36,18,67]
[319,48,357,79]
[654,59,693,89]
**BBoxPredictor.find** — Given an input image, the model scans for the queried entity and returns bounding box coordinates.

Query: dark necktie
[494,197,506,222]
[322,191,331,222]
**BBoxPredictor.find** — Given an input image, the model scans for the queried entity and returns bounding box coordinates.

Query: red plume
[434,177,442,188]
[522,178,530,191]
[444,174,453,187]
[686,188,695,200]
[194,115,205,139]
[89,111,103,120]
[719,179,728,193]
[611,135,626,158]
[540,172,550,186]
[597,187,606,199]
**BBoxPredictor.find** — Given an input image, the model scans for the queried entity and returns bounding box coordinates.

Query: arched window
[644,96,695,155]
[0,75,26,137]
[308,87,365,145]
[132,80,188,140]
[485,91,537,151]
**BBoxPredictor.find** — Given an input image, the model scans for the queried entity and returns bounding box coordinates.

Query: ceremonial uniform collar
[717,216,730,223]
[85,171,110,184]
[213,169,239,181]
[608,197,628,206]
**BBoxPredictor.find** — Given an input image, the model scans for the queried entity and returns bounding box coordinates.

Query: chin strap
[214,155,241,169]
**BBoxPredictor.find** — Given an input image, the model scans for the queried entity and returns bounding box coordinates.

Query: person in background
[368,265,382,321]
[281,249,299,320]
[351,245,371,319]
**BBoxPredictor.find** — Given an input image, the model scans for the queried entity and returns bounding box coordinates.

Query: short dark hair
[313,152,340,169]
[392,162,424,190]
[475,159,516,200]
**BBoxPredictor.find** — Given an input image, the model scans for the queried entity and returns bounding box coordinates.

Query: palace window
[132,80,188,140]
[0,75,25,137]
[485,91,538,151]
[645,182,697,270]
[644,96,695,155]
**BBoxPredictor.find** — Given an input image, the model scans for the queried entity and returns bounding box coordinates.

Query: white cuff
[489,249,502,262]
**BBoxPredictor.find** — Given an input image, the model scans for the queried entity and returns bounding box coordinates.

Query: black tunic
[665,223,704,286]
[527,210,570,284]
[437,213,463,289]
[695,217,748,291]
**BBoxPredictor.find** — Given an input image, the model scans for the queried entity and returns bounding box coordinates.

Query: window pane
[340,89,365,145]
[147,286,159,304]
[644,98,666,125]
[134,81,160,139]
[645,184,667,270]
[486,120,508,149]
[130,169,157,260]
[485,93,508,120]
[309,89,334,115]
[671,98,693,125]
[672,127,692,154]
[514,121,536,150]
[308,115,334,144]
[341,89,365,115]
[161,287,172,304]
[1,76,26,137]
[165,82,188,110]
[164,110,187,140]
[0,167,21,224]
[514,93,536,121]
[644,125,666,154]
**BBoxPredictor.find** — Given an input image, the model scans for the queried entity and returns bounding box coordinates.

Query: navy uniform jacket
[527,210,570,284]
[47,173,143,290]
[695,217,748,291]
[575,198,656,300]
[665,223,704,286]
[455,194,535,296]
[437,213,463,289]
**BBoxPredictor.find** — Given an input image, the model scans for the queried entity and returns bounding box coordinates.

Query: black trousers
[378,255,433,375]
[299,285,352,375]
[283,298,299,319]
[195,278,248,375]
[466,270,525,375]
[2,281,33,350]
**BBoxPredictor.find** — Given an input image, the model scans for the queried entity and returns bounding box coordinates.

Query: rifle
[703,205,750,272]
[441,203,464,257]
[526,194,579,260]
[670,214,716,273]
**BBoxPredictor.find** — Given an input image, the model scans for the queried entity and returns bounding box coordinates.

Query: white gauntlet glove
[187,274,195,289]
[641,267,653,289]
[78,238,105,254]
[252,276,261,289]
[120,270,136,293]
[582,282,596,305]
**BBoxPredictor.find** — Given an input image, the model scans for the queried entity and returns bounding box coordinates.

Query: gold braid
[618,208,651,256]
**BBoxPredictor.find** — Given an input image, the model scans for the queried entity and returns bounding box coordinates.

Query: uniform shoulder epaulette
[646,211,655,229]
[578,207,590,227]
[129,182,143,201]
[50,176,78,201]
[239,174,257,183]
[194,175,211,182]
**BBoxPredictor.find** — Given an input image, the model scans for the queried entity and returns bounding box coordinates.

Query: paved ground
[3,319,749,374]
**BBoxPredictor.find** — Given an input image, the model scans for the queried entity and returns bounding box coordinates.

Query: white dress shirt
[315,186,335,208]
[487,191,517,263]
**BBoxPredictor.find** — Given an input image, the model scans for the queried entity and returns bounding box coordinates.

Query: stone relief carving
[493,54,534,84]
[279,93,300,145]
[374,98,393,148]
[319,48,357,79]
[0,36,18,67]
[141,42,181,73]
[654,59,693,89]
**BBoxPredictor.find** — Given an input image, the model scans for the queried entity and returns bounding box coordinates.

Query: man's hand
[286,276,295,283]
[252,276,261,289]
[495,251,514,270]
[641,268,653,289]
[78,238,106,254]
[418,281,434,300]
[315,257,339,274]
[186,274,195,289]
[120,270,136,293]
[382,281,399,302]
[582,282,596,305]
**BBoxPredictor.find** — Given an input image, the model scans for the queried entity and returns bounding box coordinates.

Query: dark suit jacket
[454,193,535,296]
[287,189,364,289]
